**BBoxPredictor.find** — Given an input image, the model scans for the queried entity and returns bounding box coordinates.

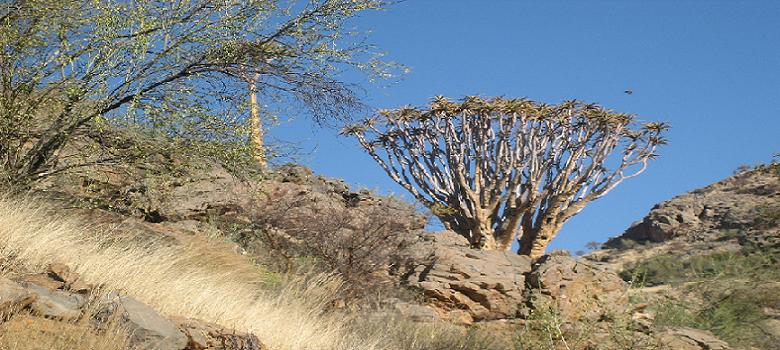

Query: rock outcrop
[525,255,629,322]
[657,327,732,350]
[177,318,266,350]
[95,295,189,350]
[604,169,779,249]
[401,231,532,324]
[24,283,86,320]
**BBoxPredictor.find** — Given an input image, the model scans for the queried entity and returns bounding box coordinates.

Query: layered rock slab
[402,231,532,324]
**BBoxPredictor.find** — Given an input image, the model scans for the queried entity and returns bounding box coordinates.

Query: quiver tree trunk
[345,96,667,258]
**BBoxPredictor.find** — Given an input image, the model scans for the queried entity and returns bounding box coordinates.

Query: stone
[176,318,266,350]
[657,327,731,350]
[48,263,78,284]
[44,263,93,293]
[22,273,65,290]
[95,295,188,350]
[401,231,532,323]
[525,255,628,322]
[24,283,86,321]
[147,164,253,221]
[0,277,36,316]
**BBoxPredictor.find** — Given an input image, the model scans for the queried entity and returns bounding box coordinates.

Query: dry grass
[0,314,131,350]
[0,195,378,350]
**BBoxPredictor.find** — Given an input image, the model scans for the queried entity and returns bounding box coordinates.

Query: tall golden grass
[0,313,132,350]
[0,196,378,350]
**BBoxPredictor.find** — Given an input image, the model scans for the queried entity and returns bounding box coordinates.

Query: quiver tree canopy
[344,96,668,258]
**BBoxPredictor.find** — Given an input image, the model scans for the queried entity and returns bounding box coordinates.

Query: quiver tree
[344,96,668,258]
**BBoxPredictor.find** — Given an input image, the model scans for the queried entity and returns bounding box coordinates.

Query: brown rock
[22,273,65,290]
[402,231,532,323]
[658,327,731,350]
[48,263,77,284]
[604,170,780,249]
[0,277,36,316]
[46,263,92,293]
[176,318,265,350]
[526,255,628,322]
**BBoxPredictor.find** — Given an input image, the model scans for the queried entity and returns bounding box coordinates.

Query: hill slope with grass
[589,165,780,350]
[1,131,777,350]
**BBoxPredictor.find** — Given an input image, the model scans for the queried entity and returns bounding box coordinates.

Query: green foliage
[1,0,402,186]
[652,283,778,349]
[755,203,780,229]
[631,250,780,349]
[516,291,659,350]
[620,250,779,286]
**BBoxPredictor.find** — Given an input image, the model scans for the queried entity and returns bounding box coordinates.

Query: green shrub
[638,250,780,349]
[620,250,779,286]
[755,204,780,229]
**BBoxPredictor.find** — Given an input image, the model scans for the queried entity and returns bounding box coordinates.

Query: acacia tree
[0,0,398,185]
[345,96,668,258]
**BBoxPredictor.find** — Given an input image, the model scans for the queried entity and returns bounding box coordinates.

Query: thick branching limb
[345,96,667,257]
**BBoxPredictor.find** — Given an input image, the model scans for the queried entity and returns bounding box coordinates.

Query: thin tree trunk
[473,214,497,249]
[517,223,562,259]
[248,73,266,166]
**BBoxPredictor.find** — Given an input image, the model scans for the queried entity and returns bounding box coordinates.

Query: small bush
[348,315,502,350]
[652,285,778,349]
[246,187,423,299]
[620,250,779,286]
[755,203,780,229]
[516,291,658,350]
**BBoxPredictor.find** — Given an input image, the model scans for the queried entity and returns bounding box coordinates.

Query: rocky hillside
[1,140,778,349]
[588,166,780,350]
[591,166,779,267]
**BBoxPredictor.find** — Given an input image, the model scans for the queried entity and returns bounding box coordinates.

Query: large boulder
[95,295,188,350]
[401,231,532,324]
[525,255,629,322]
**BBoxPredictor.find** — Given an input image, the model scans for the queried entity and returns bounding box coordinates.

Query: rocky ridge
[19,154,765,349]
[591,167,780,269]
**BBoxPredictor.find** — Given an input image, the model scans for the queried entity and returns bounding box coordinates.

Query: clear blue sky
[274,0,780,252]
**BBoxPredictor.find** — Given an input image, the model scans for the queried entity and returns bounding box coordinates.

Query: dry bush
[347,315,502,350]
[0,195,381,350]
[517,293,659,350]
[247,187,422,298]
